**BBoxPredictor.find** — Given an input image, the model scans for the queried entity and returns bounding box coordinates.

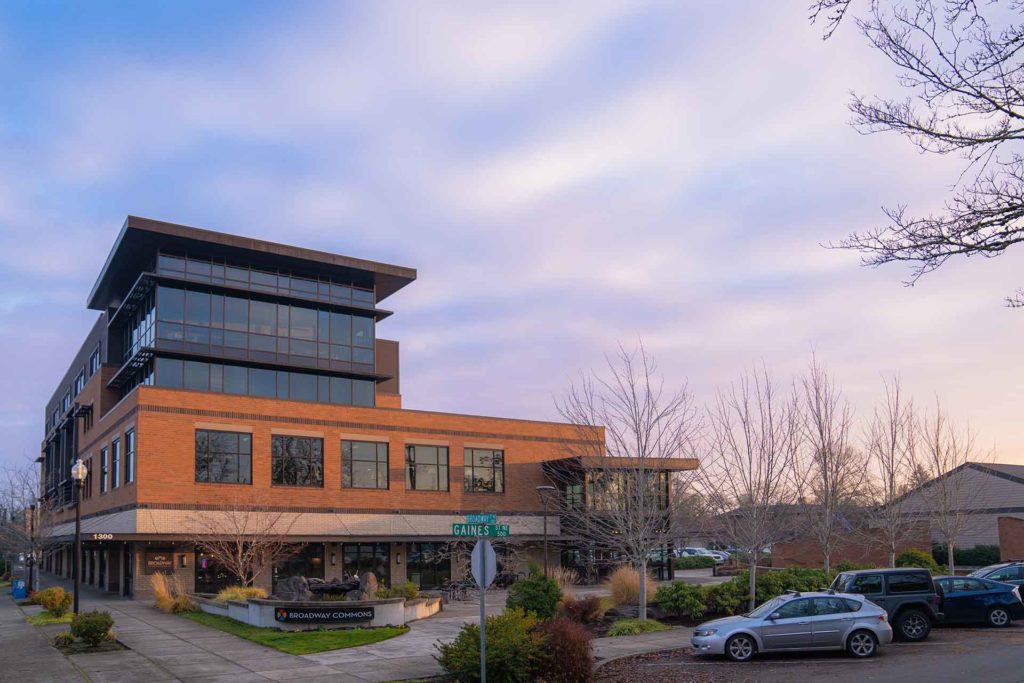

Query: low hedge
[932,544,1001,567]
[673,556,716,570]
[896,549,943,573]
[70,610,114,648]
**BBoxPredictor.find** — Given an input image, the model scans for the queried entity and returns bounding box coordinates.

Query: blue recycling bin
[11,578,27,600]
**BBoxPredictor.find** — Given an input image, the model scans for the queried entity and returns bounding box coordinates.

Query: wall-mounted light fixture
[180,554,187,568]
[396,552,402,565]
[330,552,337,566]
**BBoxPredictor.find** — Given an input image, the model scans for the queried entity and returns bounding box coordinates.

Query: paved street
[597,624,1024,682]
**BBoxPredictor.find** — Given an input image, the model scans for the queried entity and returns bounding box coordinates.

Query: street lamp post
[28,503,36,593]
[535,485,556,576]
[70,458,88,615]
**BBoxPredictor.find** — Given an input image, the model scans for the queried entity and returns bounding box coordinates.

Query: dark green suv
[829,568,943,641]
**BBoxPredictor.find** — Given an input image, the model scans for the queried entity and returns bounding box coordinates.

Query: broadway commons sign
[274,606,375,624]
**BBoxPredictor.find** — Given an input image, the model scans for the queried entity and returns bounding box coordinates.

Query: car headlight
[694,628,718,637]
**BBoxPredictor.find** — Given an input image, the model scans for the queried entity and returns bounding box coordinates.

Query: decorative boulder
[359,572,378,600]
[274,575,311,602]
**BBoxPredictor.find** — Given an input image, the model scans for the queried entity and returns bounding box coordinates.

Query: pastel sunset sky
[2,1,1022,469]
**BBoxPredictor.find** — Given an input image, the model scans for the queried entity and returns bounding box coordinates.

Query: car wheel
[896,609,931,642]
[987,607,1011,628]
[847,630,878,658]
[725,634,756,662]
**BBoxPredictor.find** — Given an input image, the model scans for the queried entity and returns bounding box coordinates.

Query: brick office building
[39,216,692,599]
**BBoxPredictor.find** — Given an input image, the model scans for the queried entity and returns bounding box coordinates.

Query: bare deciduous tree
[863,376,921,567]
[553,344,702,620]
[0,458,59,587]
[798,358,867,573]
[187,495,300,589]
[913,399,988,573]
[698,366,802,611]
[811,0,1024,307]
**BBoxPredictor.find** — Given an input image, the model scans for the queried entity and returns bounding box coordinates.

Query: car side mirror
[768,612,781,621]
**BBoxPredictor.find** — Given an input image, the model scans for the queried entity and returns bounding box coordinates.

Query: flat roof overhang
[88,216,417,310]
[542,455,699,480]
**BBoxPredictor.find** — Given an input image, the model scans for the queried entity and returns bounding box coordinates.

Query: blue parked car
[968,561,1024,588]
[933,575,1024,627]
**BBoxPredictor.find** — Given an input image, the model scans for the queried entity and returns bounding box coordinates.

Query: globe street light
[535,485,556,576]
[70,458,88,614]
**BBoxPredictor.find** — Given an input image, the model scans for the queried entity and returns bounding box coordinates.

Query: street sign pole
[471,538,497,683]
[479,545,486,683]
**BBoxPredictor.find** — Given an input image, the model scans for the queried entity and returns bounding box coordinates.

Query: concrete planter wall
[194,594,441,630]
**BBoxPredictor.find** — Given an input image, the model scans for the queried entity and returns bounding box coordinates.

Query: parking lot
[597,624,1024,682]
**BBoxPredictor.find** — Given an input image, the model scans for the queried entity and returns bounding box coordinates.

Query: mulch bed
[55,640,128,655]
[596,648,748,683]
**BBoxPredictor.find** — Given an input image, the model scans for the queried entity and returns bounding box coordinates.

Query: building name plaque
[274,606,375,623]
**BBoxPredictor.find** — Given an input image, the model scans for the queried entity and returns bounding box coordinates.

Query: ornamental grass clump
[214,585,268,603]
[557,595,607,625]
[151,572,195,613]
[606,565,655,607]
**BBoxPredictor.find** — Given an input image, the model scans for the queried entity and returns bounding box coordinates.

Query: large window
[405,445,449,491]
[272,435,323,487]
[195,430,252,484]
[273,544,325,590]
[152,283,375,371]
[89,346,101,376]
[464,448,504,493]
[149,357,375,406]
[124,429,136,484]
[155,252,375,307]
[111,438,121,489]
[407,542,451,590]
[100,447,109,494]
[342,543,390,586]
[342,440,389,489]
[73,370,85,396]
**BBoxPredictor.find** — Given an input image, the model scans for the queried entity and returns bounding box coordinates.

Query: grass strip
[180,610,408,655]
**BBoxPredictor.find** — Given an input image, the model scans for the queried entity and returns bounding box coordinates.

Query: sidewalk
[15,572,689,682]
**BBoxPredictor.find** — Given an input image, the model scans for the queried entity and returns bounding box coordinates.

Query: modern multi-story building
[40,216,693,599]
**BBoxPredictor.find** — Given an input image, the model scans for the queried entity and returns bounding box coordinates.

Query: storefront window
[407,542,451,590]
[273,544,325,590]
[342,543,390,586]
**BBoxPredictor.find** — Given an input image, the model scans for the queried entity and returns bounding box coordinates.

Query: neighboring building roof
[88,215,418,310]
[979,463,1024,486]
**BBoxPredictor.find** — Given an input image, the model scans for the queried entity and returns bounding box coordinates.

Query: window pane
[249,368,276,397]
[157,287,185,323]
[224,297,248,332]
[353,380,374,406]
[290,372,317,402]
[330,313,351,345]
[185,290,211,325]
[155,358,183,388]
[184,361,209,391]
[330,377,351,404]
[249,300,276,335]
[158,254,186,273]
[352,316,373,347]
[290,306,317,340]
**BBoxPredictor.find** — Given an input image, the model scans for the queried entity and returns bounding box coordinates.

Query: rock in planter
[359,572,378,600]
[274,575,311,602]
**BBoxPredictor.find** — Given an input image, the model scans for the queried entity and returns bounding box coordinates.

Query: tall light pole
[535,485,556,576]
[28,502,36,593]
[70,458,88,615]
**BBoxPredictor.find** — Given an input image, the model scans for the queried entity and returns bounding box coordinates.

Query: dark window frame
[342,440,389,490]
[271,435,324,488]
[463,448,505,494]
[111,438,121,489]
[405,445,450,492]
[99,447,109,494]
[125,429,136,484]
[195,429,253,485]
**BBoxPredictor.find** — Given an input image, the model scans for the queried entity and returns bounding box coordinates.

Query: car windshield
[747,597,785,619]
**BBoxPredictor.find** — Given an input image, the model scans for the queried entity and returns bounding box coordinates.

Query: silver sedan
[691,591,893,662]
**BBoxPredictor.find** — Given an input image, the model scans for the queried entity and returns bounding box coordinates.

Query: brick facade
[773,524,932,569]
[998,516,1024,561]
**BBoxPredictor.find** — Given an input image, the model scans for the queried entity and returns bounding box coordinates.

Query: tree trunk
[947,542,955,575]
[823,545,830,575]
[888,545,896,569]
[748,556,757,612]
[638,558,648,621]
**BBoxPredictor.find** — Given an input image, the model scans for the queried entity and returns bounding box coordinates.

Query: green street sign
[452,523,510,538]
[465,513,497,524]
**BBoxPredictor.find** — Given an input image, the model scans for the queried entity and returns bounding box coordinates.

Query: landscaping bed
[596,647,725,683]
[180,611,408,655]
